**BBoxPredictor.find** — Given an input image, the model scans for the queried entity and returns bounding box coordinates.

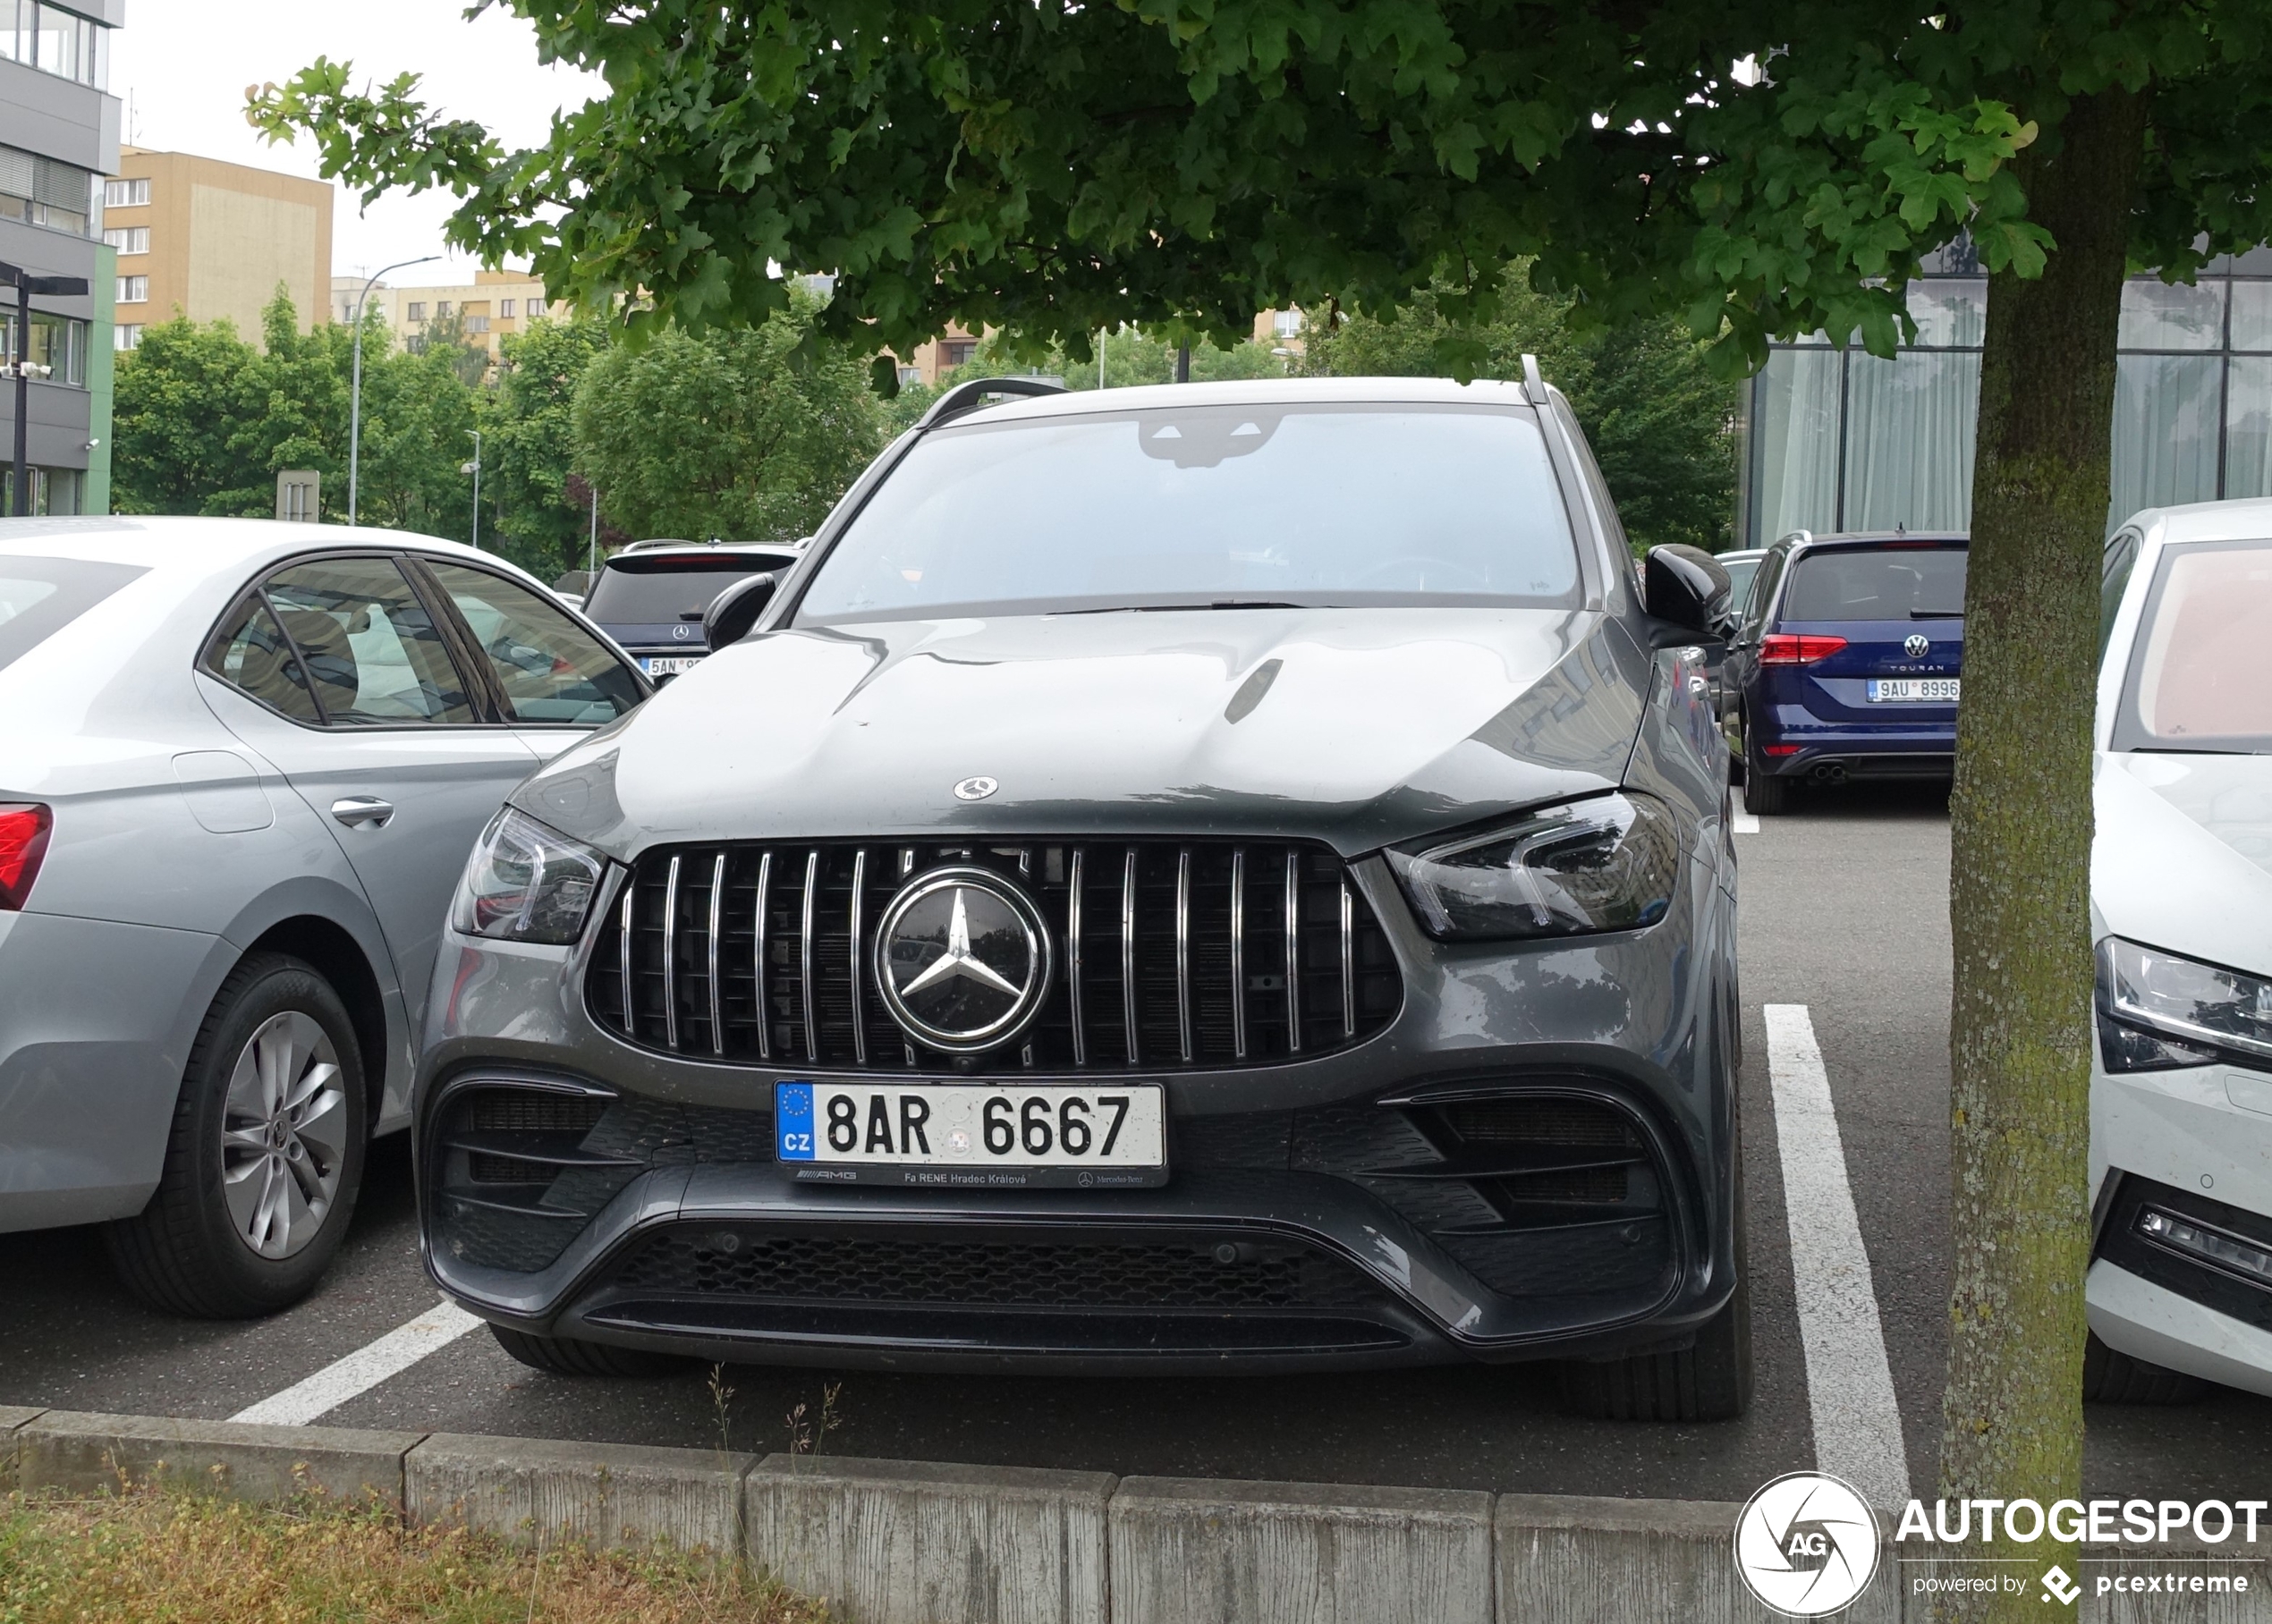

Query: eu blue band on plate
[776,1081,815,1160]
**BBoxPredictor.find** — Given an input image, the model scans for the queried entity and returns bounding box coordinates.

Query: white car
[2087,497,2272,1400]
[0,517,647,1316]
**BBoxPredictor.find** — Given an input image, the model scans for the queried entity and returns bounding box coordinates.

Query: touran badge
[874,867,1053,1053]
[1903,633,1930,658]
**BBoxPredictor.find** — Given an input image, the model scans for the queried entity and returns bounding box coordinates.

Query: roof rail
[916,375,1067,430]
[1520,352,1547,407]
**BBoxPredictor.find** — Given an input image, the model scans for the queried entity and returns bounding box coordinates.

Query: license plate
[1868,677,1960,703]
[774,1081,1168,1188]
[641,656,703,677]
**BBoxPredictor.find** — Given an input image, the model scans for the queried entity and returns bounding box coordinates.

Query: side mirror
[1642,545,1732,638]
[703,571,778,651]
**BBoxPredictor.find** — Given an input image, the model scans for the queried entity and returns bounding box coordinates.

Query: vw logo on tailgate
[1903,633,1930,658]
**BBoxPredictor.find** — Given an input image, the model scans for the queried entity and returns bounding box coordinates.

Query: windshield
[584,557,782,625]
[0,555,147,672]
[2118,539,2272,752]
[793,403,1581,623]
[1781,545,1968,621]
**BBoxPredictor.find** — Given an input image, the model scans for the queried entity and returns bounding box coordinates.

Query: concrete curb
[410,1433,753,1560]
[1111,1476,1495,1624]
[5,1411,2268,1622]
[16,1409,421,1505]
[748,1455,1114,1624]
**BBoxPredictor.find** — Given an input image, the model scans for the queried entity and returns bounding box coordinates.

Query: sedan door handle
[330,796,395,829]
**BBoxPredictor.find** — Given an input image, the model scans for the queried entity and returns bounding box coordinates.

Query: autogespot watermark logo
[1733,1479,2269,1613]
[1734,1472,1882,1617]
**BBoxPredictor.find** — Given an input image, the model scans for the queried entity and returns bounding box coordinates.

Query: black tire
[2082,1332,2207,1404]
[106,953,369,1318]
[490,1323,684,1377]
[1563,1158,1754,1422]
[1742,716,1793,816]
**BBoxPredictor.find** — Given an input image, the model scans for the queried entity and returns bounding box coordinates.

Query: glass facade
[0,3,109,89]
[1740,246,2272,543]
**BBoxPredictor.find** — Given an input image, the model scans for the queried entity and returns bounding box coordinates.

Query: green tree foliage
[482,315,613,579]
[408,307,494,387]
[111,288,477,536]
[571,292,883,543]
[253,15,2272,1613]
[1301,283,1735,554]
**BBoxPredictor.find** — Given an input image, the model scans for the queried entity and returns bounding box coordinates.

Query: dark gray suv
[419,373,1749,1419]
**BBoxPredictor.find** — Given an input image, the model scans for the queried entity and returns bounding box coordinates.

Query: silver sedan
[0,516,647,1315]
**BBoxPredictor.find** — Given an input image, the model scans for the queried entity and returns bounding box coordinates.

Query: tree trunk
[1937,86,2147,1622]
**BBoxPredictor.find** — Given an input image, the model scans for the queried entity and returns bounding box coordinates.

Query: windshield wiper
[1057,600,1307,614]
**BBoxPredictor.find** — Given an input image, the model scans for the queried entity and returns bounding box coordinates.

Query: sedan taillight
[1759,633,1848,664]
[0,802,51,909]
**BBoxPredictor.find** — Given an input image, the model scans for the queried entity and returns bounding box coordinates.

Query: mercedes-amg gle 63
[420,372,1751,1419]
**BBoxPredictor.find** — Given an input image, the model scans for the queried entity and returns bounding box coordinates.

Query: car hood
[2095,751,2272,977]
[515,606,1651,859]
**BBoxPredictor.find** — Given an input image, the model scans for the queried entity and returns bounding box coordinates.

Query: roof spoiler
[916,375,1067,430]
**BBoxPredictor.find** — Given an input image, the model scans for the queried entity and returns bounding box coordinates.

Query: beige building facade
[334,267,557,360]
[107,147,332,351]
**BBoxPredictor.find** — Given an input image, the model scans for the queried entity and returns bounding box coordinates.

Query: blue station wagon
[1724,531,1967,813]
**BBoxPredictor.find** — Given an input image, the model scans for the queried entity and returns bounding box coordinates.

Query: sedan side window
[1742,549,1785,635]
[422,560,646,725]
[262,556,479,726]
[202,596,322,723]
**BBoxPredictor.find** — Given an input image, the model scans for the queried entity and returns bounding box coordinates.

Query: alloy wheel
[218,1011,348,1260]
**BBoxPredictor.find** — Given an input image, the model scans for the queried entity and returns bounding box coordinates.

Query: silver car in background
[0,517,647,1315]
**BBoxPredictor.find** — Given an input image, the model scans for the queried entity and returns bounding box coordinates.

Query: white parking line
[228,1299,481,1426]
[1763,1003,1911,1510]
[1732,791,1760,834]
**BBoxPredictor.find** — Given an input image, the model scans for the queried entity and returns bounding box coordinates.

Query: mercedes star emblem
[873,866,1053,1053]
[1903,633,1929,658]
[672,623,692,640]
[953,775,998,801]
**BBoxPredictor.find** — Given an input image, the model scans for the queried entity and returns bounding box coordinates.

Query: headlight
[1386,792,1682,941]
[2098,936,2272,1073]
[452,808,607,945]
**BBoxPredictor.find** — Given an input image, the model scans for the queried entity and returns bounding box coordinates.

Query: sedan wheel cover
[219,1011,347,1260]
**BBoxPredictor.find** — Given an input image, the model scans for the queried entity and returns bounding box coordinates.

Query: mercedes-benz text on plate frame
[776,1081,1168,1188]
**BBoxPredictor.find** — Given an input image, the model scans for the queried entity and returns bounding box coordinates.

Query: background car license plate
[1868,677,1960,703]
[641,656,703,677]
[775,1081,1167,1188]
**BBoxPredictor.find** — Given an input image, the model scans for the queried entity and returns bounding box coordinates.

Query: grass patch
[0,1490,827,1624]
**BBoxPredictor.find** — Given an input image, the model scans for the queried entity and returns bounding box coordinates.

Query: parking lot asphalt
[3,779,2264,1501]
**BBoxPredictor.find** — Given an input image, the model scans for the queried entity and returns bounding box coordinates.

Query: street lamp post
[348,255,440,526]
[0,259,89,516]
[462,430,481,549]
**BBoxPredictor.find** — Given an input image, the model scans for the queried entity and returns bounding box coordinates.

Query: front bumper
[2090,1054,2272,1396]
[416,854,1740,1373]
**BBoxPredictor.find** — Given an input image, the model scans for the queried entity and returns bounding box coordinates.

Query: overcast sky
[112,0,595,288]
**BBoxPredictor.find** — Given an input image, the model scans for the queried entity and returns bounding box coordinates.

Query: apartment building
[335,266,556,360]
[106,146,331,351]
[0,1,121,514]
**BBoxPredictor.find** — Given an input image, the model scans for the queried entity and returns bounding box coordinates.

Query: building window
[0,4,110,90]
[436,300,453,317]
[103,225,147,255]
[406,301,426,322]
[0,145,95,236]
[527,297,547,317]
[114,323,140,351]
[465,315,490,334]
[897,364,923,388]
[4,309,86,385]
[1272,309,1303,338]
[942,338,979,369]
[498,299,515,318]
[116,274,145,303]
[103,176,148,208]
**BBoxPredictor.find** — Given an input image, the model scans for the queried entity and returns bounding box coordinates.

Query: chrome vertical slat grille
[660,854,682,1052]
[589,838,1400,1072]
